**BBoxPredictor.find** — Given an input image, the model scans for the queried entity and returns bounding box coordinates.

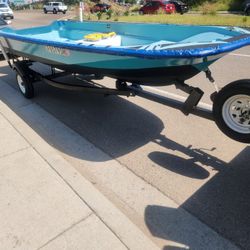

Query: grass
[109,14,250,27]
[191,0,243,11]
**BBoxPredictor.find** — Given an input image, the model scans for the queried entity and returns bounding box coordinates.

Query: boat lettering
[45,46,70,56]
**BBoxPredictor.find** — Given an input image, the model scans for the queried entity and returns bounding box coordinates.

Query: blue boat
[0,20,249,84]
[0,20,250,143]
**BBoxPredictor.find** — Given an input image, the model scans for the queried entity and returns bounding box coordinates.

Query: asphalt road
[1,10,250,249]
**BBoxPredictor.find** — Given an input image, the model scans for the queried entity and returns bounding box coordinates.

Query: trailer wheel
[213,79,250,143]
[16,73,34,99]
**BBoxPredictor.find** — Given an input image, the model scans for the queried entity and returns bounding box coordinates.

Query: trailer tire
[16,72,34,99]
[213,79,250,143]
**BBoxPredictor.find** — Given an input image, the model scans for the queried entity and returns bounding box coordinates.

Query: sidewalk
[0,78,241,250]
[0,79,158,249]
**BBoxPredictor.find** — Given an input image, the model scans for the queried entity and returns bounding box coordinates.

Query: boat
[0,20,250,143]
[0,20,249,85]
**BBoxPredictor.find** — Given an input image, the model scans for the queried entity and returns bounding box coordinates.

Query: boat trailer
[5,56,214,120]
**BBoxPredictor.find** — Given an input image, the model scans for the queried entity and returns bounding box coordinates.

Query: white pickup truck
[43,2,67,14]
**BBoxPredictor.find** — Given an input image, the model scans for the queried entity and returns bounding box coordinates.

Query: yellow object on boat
[84,32,116,41]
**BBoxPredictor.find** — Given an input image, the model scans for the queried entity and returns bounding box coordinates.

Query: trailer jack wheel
[16,72,34,99]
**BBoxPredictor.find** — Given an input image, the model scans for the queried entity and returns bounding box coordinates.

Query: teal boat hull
[0,20,249,84]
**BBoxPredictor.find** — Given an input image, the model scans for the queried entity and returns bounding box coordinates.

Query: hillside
[188,0,244,11]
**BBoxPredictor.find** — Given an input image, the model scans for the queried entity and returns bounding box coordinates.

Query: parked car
[244,0,250,15]
[0,3,14,20]
[139,1,175,14]
[169,0,188,14]
[90,3,111,13]
[43,2,68,14]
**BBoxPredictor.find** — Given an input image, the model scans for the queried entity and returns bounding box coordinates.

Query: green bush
[106,9,113,19]
[242,16,247,23]
[200,2,217,15]
[96,11,102,20]
[124,10,130,16]
[187,0,243,11]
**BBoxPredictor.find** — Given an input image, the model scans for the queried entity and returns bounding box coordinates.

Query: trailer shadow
[0,63,249,248]
[0,63,238,178]
[0,64,165,161]
[0,64,225,173]
[145,146,250,249]
[148,134,225,179]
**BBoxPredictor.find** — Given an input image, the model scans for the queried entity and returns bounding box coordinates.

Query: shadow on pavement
[149,151,210,179]
[0,64,164,160]
[0,64,249,249]
[148,134,225,179]
[145,146,250,249]
[145,205,211,250]
[182,146,250,249]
